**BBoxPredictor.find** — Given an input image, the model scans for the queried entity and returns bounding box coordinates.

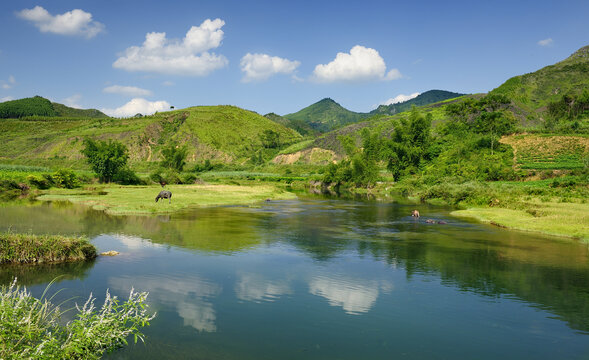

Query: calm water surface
[1,198,588,359]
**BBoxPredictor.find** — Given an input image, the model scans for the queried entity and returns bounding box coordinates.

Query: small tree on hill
[160,142,188,171]
[81,139,129,183]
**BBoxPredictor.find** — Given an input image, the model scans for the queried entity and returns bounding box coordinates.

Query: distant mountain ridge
[0,96,108,119]
[370,90,465,115]
[283,91,465,133]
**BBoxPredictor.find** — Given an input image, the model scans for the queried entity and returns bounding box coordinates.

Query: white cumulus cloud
[2,75,16,90]
[240,53,300,82]
[313,45,401,83]
[102,98,171,117]
[17,6,104,38]
[113,19,228,76]
[1,96,14,103]
[103,85,153,97]
[381,92,420,105]
[63,94,83,109]
[538,38,553,47]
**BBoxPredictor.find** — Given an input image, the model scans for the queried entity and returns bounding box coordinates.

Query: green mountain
[370,90,465,115]
[0,105,302,166]
[490,45,589,113]
[283,98,367,133]
[0,96,108,119]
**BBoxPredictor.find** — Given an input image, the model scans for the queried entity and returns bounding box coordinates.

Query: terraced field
[501,134,589,170]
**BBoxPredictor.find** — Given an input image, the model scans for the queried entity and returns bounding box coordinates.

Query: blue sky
[1,0,588,116]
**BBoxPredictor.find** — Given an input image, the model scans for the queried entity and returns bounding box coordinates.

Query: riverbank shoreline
[36,183,297,215]
[451,204,589,242]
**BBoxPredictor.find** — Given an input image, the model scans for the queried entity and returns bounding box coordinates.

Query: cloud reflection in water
[309,275,392,315]
[234,272,292,303]
[109,275,221,333]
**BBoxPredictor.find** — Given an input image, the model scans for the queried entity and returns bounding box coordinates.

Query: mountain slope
[283,98,367,132]
[264,112,317,136]
[0,105,302,165]
[371,90,465,115]
[490,45,589,112]
[0,96,108,118]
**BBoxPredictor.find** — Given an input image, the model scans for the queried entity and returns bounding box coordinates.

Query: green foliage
[51,168,79,189]
[545,90,589,133]
[192,159,217,173]
[322,133,379,187]
[0,233,96,264]
[27,174,54,190]
[260,129,280,148]
[0,96,57,118]
[81,139,130,183]
[112,167,143,185]
[385,107,432,180]
[160,142,188,171]
[0,279,155,359]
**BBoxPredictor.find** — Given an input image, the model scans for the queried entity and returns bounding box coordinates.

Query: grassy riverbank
[390,177,589,241]
[0,233,96,264]
[37,183,297,215]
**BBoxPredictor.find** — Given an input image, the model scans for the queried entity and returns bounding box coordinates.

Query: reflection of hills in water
[0,200,588,333]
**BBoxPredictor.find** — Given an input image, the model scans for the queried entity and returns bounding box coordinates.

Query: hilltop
[490,45,589,114]
[0,105,301,166]
[0,96,108,119]
[283,98,367,133]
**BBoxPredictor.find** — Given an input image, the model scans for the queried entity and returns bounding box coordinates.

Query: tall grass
[0,278,155,359]
[0,233,97,264]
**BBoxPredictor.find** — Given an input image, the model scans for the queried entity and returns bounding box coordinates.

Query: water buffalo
[411,210,420,218]
[156,190,172,204]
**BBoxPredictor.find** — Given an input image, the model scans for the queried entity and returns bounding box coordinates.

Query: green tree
[81,139,129,183]
[161,142,188,171]
[385,107,431,180]
[260,130,280,148]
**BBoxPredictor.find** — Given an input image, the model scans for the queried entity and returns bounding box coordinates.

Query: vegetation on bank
[0,233,97,264]
[0,279,155,359]
[38,183,297,215]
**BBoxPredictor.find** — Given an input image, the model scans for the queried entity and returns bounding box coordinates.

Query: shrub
[52,169,79,189]
[112,167,143,185]
[0,279,155,359]
[27,174,53,190]
[81,139,129,183]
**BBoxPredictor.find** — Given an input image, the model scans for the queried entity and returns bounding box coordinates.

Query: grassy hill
[370,90,465,115]
[491,45,589,114]
[283,98,368,133]
[0,96,108,119]
[0,105,302,167]
[264,112,317,136]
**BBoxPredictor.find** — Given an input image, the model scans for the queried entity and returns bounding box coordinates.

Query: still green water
[1,199,588,359]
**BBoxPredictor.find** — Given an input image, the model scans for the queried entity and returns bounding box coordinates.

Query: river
[1,198,588,359]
